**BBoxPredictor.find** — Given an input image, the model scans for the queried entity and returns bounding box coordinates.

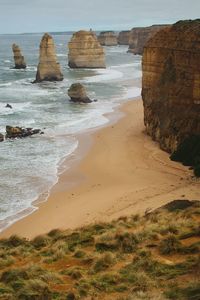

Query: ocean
[0,33,142,232]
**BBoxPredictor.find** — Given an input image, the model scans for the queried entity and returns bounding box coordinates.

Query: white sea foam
[0,34,142,232]
[83,68,123,83]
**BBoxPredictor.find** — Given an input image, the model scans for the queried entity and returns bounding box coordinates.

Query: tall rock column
[142,20,200,153]
[118,31,131,45]
[98,31,118,46]
[12,44,26,69]
[68,30,105,68]
[34,33,63,83]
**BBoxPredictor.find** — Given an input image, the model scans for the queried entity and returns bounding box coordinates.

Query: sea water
[0,33,142,231]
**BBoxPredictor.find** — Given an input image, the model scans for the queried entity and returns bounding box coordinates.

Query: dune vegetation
[0,200,200,300]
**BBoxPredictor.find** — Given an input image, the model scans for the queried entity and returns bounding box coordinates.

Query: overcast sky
[1,0,200,34]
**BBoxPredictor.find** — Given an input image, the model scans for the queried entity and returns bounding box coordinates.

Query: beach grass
[0,200,200,299]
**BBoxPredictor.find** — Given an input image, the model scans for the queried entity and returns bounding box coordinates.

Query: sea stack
[12,44,26,69]
[34,33,63,83]
[68,30,105,68]
[128,25,170,55]
[118,31,131,45]
[68,83,92,103]
[98,31,118,46]
[142,20,200,153]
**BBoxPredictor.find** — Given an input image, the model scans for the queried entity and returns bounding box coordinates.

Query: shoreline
[0,96,126,234]
[1,98,200,239]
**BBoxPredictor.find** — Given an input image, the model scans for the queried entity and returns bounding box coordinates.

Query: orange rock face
[118,31,131,45]
[12,44,26,69]
[68,30,105,68]
[35,33,63,82]
[142,20,200,152]
[98,31,118,46]
[128,25,169,55]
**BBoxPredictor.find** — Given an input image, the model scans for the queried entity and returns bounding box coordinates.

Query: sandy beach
[1,98,200,239]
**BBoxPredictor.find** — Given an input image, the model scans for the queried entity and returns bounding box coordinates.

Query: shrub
[159,235,181,255]
[92,253,115,273]
[32,235,51,249]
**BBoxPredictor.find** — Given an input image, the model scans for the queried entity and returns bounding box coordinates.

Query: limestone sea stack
[118,31,131,45]
[128,25,170,55]
[142,20,200,153]
[12,44,26,69]
[68,83,92,103]
[34,33,63,83]
[68,30,105,68]
[98,31,118,46]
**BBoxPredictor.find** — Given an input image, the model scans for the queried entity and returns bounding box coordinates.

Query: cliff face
[118,31,131,45]
[12,44,26,69]
[142,20,200,153]
[128,25,169,55]
[35,33,63,82]
[68,31,105,68]
[98,31,118,46]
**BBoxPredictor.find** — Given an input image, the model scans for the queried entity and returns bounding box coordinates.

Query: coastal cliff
[142,20,200,153]
[118,30,131,45]
[68,30,105,68]
[12,44,26,69]
[34,33,63,82]
[128,25,169,55]
[98,31,118,46]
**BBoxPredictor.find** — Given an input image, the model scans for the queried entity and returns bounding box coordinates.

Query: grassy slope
[0,200,200,300]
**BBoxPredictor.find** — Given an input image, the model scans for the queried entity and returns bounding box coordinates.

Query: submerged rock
[68,83,92,103]
[68,30,105,68]
[5,104,12,109]
[34,33,63,83]
[98,31,118,46]
[142,20,200,153]
[118,31,131,45]
[0,133,4,142]
[12,44,26,69]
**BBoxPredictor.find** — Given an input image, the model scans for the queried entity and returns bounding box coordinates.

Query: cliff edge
[142,20,200,153]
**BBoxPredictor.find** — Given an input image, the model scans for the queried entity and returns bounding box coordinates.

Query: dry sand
[1,98,200,239]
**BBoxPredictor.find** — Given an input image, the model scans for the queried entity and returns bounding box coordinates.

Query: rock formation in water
[98,31,118,46]
[0,126,42,142]
[68,83,92,103]
[68,30,105,68]
[142,20,200,153]
[118,31,131,45]
[128,25,170,55]
[34,33,63,83]
[12,44,26,69]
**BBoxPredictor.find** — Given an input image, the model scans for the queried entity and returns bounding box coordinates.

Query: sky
[0,0,200,34]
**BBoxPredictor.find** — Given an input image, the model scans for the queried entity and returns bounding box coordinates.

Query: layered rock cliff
[12,44,26,69]
[68,30,105,68]
[118,31,131,45]
[142,20,200,153]
[34,33,63,82]
[98,31,118,46]
[128,25,169,55]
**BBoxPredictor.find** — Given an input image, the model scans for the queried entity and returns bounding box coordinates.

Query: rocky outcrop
[68,83,92,103]
[34,33,63,83]
[142,20,200,153]
[98,31,118,46]
[68,30,105,68]
[128,25,170,55]
[12,44,26,69]
[118,31,131,45]
[0,126,42,142]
